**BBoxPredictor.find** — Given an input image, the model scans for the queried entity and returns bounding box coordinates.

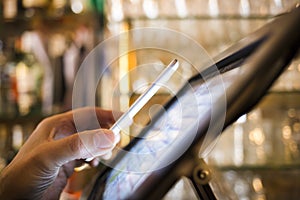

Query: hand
[0,107,120,200]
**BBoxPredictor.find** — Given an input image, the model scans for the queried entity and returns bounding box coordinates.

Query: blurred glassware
[0,38,19,117]
[209,103,300,166]
[2,0,18,20]
[101,1,300,199]
[14,32,45,116]
[105,0,298,21]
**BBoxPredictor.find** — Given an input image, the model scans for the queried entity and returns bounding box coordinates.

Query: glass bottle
[14,32,44,116]
[0,39,18,117]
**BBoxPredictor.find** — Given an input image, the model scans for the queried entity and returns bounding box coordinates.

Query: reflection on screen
[102,67,241,200]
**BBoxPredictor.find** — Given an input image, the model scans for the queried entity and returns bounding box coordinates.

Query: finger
[73,107,123,131]
[100,151,113,160]
[32,107,123,143]
[38,107,118,139]
[41,107,117,130]
[46,129,117,167]
[90,158,100,167]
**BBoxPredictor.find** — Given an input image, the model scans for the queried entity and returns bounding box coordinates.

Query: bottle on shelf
[0,39,18,117]
[14,32,44,116]
[0,32,45,118]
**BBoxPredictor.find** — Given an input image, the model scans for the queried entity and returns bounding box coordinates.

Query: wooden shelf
[261,90,300,109]
[0,112,48,124]
[0,10,100,38]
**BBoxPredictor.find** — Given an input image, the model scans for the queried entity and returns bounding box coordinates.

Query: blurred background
[1,0,300,199]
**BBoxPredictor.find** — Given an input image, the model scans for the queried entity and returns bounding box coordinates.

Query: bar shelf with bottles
[101,0,298,112]
[0,0,103,116]
[0,0,103,37]
[0,0,105,170]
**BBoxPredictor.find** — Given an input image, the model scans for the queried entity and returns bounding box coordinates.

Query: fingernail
[91,158,100,167]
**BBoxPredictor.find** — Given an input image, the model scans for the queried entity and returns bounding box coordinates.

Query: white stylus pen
[85,59,179,162]
[110,59,179,135]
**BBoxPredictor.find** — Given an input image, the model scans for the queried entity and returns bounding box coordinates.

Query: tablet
[86,6,300,200]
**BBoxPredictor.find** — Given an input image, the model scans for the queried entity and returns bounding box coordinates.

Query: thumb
[48,129,116,167]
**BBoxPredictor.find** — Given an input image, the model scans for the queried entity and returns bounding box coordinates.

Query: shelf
[0,112,48,124]
[258,91,300,110]
[0,11,100,38]
[211,163,300,200]
[214,163,300,171]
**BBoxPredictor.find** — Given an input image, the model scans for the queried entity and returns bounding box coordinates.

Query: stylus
[84,59,179,163]
[110,59,179,135]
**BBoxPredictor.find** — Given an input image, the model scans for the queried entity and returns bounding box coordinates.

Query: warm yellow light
[289,142,299,153]
[293,122,300,132]
[282,125,292,140]
[3,0,17,19]
[16,62,30,93]
[23,0,47,7]
[48,34,66,57]
[249,128,265,145]
[252,177,264,192]
[288,108,296,118]
[52,0,66,9]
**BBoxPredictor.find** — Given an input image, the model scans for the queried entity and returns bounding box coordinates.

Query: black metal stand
[188,158,217,200]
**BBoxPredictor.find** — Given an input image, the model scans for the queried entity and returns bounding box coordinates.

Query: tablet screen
[99,65,242,200]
